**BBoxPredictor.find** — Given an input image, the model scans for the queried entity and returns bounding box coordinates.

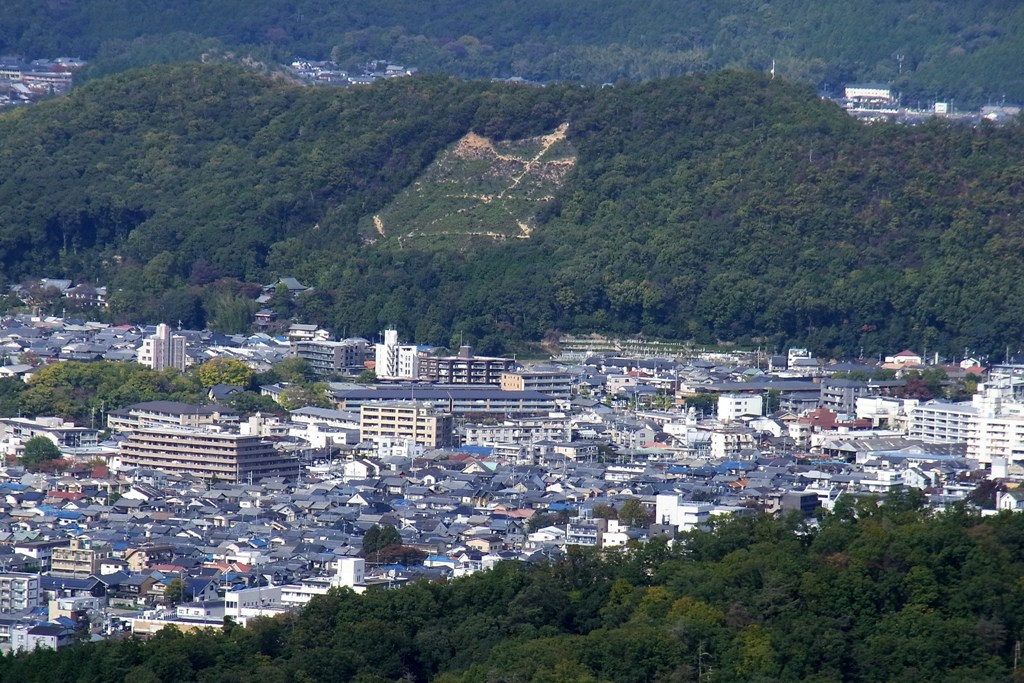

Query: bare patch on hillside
[364,123,576,244]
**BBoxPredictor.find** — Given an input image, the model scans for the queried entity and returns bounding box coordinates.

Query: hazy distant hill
[2,63,1024,357]
[2,0,1024,104]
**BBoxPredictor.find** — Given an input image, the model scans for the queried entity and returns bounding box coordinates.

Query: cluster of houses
[286,58,416,87]
[3,309,1024,650]
[0,57,85,108]
[0,52,417,111]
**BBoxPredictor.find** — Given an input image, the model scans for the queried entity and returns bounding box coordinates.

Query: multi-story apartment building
[655,495,714,533]
[359,401,454,448]
[908,401,977,444]
[908,381,1024,465]
[695,424,756,459]
[419,346,516,384]
[819,379,904,414]
[462,417,570,447]
[969,415,1024,465]
[500,370,573,399]
[11,538,70,572]
[107,401,239,433]
[295,339,369,377]
[137,323,187,371]
[51,538,111,578]
[0,572,40,612]
[118,426,300,483]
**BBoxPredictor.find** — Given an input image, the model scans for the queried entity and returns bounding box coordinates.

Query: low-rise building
[51,538,111,578]
[500,370,573,399]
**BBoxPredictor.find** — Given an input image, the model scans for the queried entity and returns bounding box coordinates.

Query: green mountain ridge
[4,0,1024,104]
[2,63,1024,357]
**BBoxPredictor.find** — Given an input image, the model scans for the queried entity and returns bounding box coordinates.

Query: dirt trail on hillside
[499,122,571,198]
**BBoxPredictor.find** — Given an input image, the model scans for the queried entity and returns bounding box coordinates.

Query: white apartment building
[462,418,570,447]
[280,558,367,606]
[374,329,419,379]
[907,401,976,444]
[0,572,40,612]
[137,323,187,371]
[222,586,289,626]
[908,381,1024,466]
[655,495,713,532]
[970,415,1024,465]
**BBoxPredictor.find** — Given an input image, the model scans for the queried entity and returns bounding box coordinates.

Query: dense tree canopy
[2,0,1023,104]
[3,65,1024,357]
[197,358,254,388]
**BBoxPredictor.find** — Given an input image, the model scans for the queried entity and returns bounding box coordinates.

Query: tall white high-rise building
[374,329,419,379]
[138,323,187,371]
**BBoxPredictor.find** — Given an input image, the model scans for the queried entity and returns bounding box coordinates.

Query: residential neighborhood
[0,306,1020,653]
[0,57,85,108]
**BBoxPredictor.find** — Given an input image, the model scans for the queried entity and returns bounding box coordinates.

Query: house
[10,623,76,652]
[885,350,923,366]
[997,490,1024,512]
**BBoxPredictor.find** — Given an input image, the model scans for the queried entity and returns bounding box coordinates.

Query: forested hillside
[3,64,1024,356]
[4,498,1024,682]
[2,0,1024,104]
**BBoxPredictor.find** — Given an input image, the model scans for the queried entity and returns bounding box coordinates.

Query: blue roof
[714,461,753,473]
[458,446,493,456]
[426,555,454,564]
